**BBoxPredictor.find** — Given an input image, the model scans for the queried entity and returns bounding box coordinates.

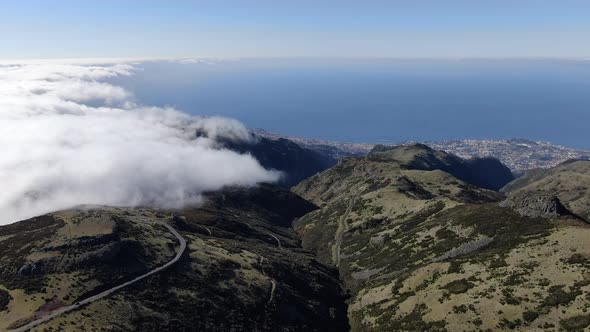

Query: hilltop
[367,144,513,191]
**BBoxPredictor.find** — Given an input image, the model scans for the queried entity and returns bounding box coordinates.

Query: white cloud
[0,61,280,224]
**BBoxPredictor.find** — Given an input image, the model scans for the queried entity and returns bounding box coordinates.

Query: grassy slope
[502,160,590,221]
[294,151,590,331]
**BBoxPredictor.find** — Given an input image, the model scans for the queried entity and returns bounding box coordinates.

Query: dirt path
[11,222,187,332]
[267,280,277,304]
[266,232,281,248]
[332,196,357,267]
[257,255,277,305]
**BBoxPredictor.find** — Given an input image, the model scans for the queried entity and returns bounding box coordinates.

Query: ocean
[112,59,590,149]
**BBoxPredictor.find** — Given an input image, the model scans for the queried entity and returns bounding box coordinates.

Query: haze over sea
[113,59,590,149]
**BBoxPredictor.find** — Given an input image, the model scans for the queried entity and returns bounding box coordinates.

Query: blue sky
[1,1,590,59]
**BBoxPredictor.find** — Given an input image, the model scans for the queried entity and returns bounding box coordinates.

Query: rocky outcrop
[431,235,495,262]
[0,289,12,311]
[501,160,590,221]
[18,257,56,276]
[500,192,572,219]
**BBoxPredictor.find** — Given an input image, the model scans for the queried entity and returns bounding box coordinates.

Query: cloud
[0,61,280,224]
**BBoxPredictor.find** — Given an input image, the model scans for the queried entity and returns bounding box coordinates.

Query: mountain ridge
[253,129,590,173]
[293,142,590,331]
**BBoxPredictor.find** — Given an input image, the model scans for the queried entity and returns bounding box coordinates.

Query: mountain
[0,185,349,331]
[4,141,590,332]
[225,135,337,188]
[293,144,590,331]
[253,129,590,173]
[252,129,372,159]
[367,144,514,191]
[501,160,590,221]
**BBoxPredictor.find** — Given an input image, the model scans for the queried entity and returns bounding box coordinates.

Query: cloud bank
[0,61,280,224]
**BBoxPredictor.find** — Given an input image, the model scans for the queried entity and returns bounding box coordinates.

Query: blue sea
[112,59,590,149]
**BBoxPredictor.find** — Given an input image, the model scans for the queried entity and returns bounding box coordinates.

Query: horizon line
[1,56,590,65]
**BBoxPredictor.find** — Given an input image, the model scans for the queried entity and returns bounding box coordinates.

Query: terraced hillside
[293,144,590,331]
[0,185,349,331]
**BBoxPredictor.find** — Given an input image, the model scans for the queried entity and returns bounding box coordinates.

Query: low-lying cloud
[0,60,280,224]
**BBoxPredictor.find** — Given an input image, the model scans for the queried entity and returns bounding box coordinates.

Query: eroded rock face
[500,192,572,219]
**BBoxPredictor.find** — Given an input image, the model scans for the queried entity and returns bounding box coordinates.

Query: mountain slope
[502,160,590,221]
[225,135,337,188]
[368,144,514,191]
[0,185,349,332]
[293,144,590,331]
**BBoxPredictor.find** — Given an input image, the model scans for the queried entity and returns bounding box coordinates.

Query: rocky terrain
[498,192,573,219]
[0,185,349,331]
[293,144,590,331]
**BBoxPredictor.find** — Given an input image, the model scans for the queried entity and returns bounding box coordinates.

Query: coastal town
[254,129,590,172]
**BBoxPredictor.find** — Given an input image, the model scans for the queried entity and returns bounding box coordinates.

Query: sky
[2,1,590,59]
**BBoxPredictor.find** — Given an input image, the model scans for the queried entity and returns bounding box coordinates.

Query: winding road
[266,232,282,248]
[11,222,187,332]
[244,222,282,248]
